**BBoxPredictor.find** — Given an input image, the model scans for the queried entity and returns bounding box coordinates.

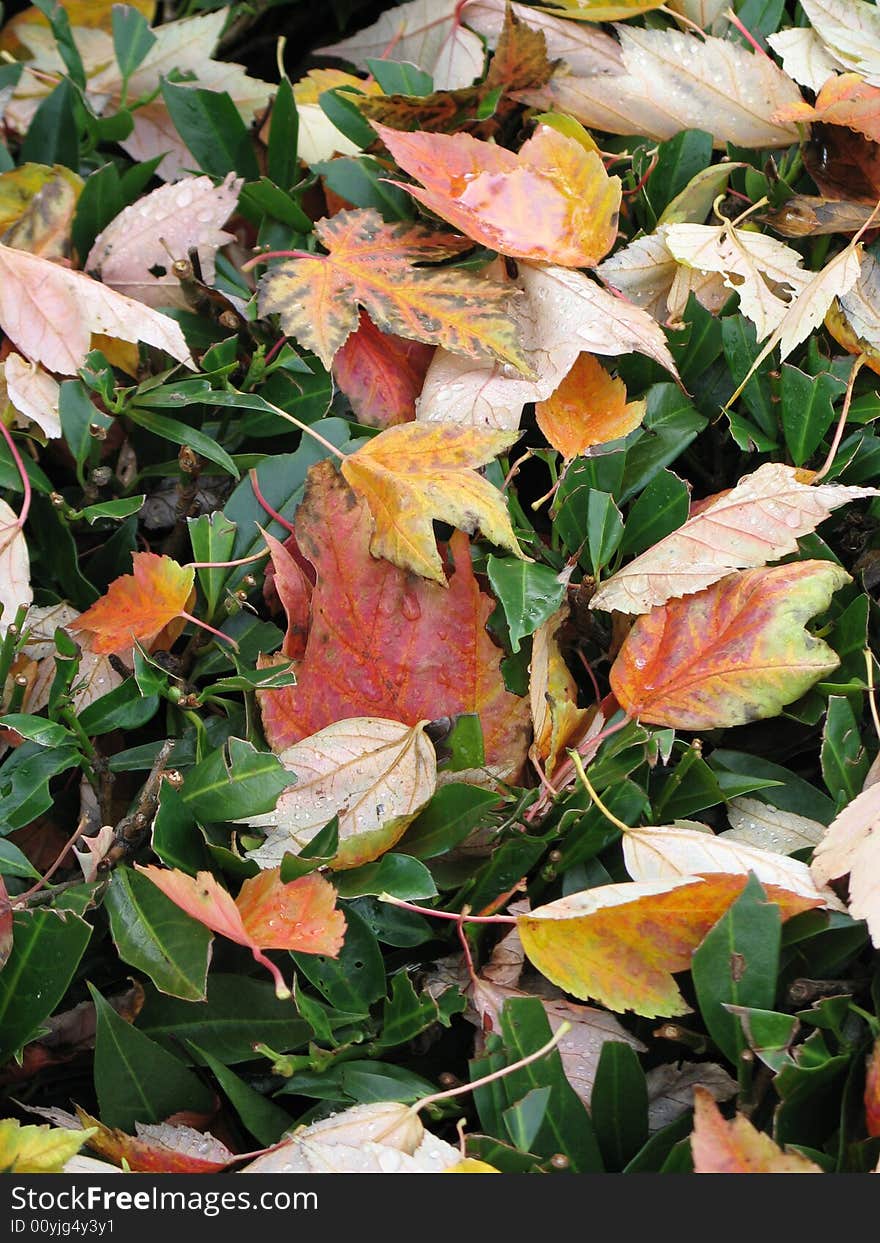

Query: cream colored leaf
[664,223,809,340]
[23,603,125,715]
[622,823,843,907]
[86,173,241,309]
[837,251,880,347]
[811,782,880,942]
[240,1103,460,1174]
[519,28,803,149]
[3,353,60,439]
[418,261,678,430]
[591,462,877,614]
[0,499,31,631]
[767,27,845,92]
[241,717,437,871]
[597,227,729,323]
[462,0,623,74]
[0,243,194,374]
[722,797,826,855]
[799,0,880,84]
[316,0,485,90]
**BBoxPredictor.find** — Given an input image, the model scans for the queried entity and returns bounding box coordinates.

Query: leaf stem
[257,398,348,461]
[865,649,880,744]
[568,750,634,833]
[0,419,32,530]
[812,353,865,483]
[179,610,239,652]
[378,893,516,924]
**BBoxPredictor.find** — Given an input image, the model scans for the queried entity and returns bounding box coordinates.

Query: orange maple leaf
[137,865,346,999]
[691,1088,822,1173]
[375,122,621,268]
[68,551,196,658]
[774,73,880,145]
[535,352,646,460]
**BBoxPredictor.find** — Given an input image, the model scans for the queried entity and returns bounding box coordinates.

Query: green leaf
[587,491,624,576]
[503,1087,551,1152]
[339,1060,435,1104]
[0,740,81,833]
[188,1042,292,1146]
[78,680,159,735]
[0,839,41,879]
[781,365,843,466]
[486,557,565,653]
[722,308,777,440]
[365,59,433,96]
[59,380,113,482]
[590,1041,649,1171]
[380,973,463,1049]
[112,4,157,83]
[709,750,836,823]
[0,910,91,1063]
[33,0,85,88]
[318,87,377,150]
[621,469,689,558]
[89,983,214,1130]
[151,782,209,875]
[312,156,413,220]
[187,511,237,617]
[653,747,726,820]
[78,496,146,524]
[397,784,499,860]
[334,853,437,900]
[821,695,869,808]
[161,81,260,180]
[692,872,782,1064]
[20,78,78,168]
[137,975,311,1064]
[291,903,385,1013]
[267,77,298,189]
[646,130,713,219]
[181,737,294,822]
[104,868,212,1002]
[0,715,71,749]
[125,406,240,478]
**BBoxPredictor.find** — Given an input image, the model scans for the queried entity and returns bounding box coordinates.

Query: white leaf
[316,0,485,90]
[799,0,880,83]
[240,717,437,869]
[811,782,880,939]
[3,353,60,439]
[0,499,31,630]
[418,262,677,430]
[591,462,877,614]
[622,824,843,907]
[462,0,623,74]
[767,27,845,92]
[723,798,827,855]
[838,251,880,347]
[519,28,803,149]
[86,173,242,310]
[665,223,809,341]
[0,242,194,374]
[22,603,123,715]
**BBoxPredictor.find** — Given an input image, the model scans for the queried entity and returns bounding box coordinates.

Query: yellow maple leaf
[0,1118,95,1174]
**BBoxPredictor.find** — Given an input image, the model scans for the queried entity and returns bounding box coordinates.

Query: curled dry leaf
[0,242,195,374]
[596,227,728,324]
[240,717,437,871]
[69,552,195,658]
[462,0,623,76]
[828,250,880,371]
[0,161,82,259]
[528,606,594,778]
[722,797,827,855]
[85,173,242,310]
[610,561,850,729]
[592,462,876,614]
[518,28,803,149]
[0,498,31,632]
[316,0,486,91]
[240,1102,461,1174]
[621,823,843,908]
[691,1087,822,1173]
[3,353,60,439]
[137,865,346,998]
[646,1062,737,1134]
[375,122,622,268]
[418,261,678,430]
[811,780,880,943]
[535,353,646,459]
[257,208,528,373]
[340,421,525,583]
[516,874,820,1017]
[258,462,530,778]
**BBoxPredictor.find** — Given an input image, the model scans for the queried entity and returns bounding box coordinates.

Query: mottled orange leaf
[332,311,434,427]
[691,1088,822,1173]
[866,1039,880,1138]
[341,421,525,582]
[375,122,621,268]
[535,353,646,459]
[517,874,819,1018]
[74,1110,237,1174]
[609,561,850,729]
[262,529,312,661]
[137,866,345,998]
[68,552,195,658]
[774,73,880,144]
[257,208,528,372]
[258,461,530,778]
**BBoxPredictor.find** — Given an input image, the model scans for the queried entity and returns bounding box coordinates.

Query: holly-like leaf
[340,421,525,582]
[68,551,195,658]
[690,1087,822,1173]
[257,461,530,777]
[85,172,242,309]
[0,1118,94,1174]
[239,718,437,871]
[517,874,819,1018]
[137,865,346,998]
[610,561,850,729]
[535,353,646,459]
[811,780,880,944]
[592,463,876,615]
[375,122,621,268]
[257,208,528,372]
[332,311,435,428]
[519,29,803,149]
